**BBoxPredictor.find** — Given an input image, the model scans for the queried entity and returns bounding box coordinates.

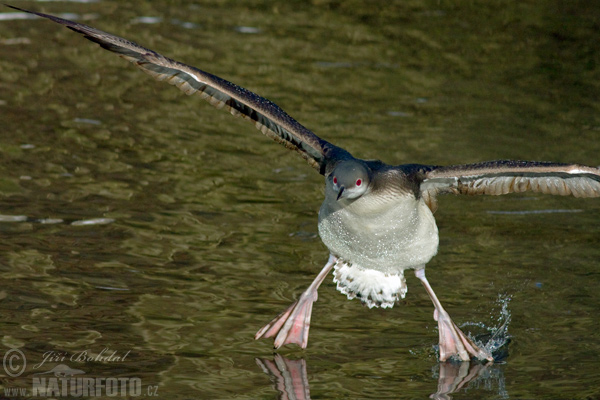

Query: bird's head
[328,160,371,201]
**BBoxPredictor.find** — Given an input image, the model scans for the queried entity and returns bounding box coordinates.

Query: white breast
[317,191,439,274]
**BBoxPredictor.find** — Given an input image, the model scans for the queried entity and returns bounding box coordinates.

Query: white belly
[317,194,439,274]
[317,193,439,308]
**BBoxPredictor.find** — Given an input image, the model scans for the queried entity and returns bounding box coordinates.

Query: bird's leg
[415,268,493,362]
[255,254,337,349]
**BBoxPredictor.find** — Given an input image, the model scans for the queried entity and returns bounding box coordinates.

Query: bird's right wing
[420,160,600,212]
[10,5,351,174]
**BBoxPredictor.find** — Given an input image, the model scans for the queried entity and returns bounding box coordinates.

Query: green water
[1,1,599,399]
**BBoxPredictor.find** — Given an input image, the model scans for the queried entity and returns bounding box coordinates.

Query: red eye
[333,176,338,185]
[356,179,362,186]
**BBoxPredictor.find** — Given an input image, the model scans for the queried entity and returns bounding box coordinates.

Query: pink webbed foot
[415,268,493,362]
[434,308,493,362]
[255,255,337,349]
[254,294,315,349]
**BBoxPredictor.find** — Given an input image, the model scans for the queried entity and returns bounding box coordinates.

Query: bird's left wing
[8,5,351,174]
[419,160,600,212]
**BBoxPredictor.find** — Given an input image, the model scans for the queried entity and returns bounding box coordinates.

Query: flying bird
[10,5,600,362]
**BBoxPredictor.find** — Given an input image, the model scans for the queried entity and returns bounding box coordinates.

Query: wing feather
[421,160,600,208]
[9,5,351,174]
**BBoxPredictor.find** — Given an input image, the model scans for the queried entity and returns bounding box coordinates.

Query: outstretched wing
[9,5,351,174]
[420,160,600,211]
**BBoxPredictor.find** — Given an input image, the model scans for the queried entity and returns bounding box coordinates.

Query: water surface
[1,1,599,399]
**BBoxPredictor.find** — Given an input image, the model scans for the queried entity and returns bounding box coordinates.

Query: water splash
[459,294,512,362]
[482,294,512,361]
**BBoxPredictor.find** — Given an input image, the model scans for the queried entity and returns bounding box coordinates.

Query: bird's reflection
[256,355,311,400]
[256,355,505,400]
[431,361,492,400]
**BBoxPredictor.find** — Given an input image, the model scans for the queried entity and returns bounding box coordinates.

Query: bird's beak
[336,186,345,201]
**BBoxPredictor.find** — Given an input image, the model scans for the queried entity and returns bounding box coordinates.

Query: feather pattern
[421,160,600,207]
[8,5,350,174]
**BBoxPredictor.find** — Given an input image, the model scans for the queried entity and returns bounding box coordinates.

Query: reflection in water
[0,11,97,22]
[0,214,114,225]
[431,361,500,400]
[257,298,512,399]
[256,355,311,400]
[257,355,507,400]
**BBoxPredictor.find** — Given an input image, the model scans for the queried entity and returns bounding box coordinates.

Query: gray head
[328,160,371,201]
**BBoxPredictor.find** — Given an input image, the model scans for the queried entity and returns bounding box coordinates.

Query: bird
[11,5,600,362]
